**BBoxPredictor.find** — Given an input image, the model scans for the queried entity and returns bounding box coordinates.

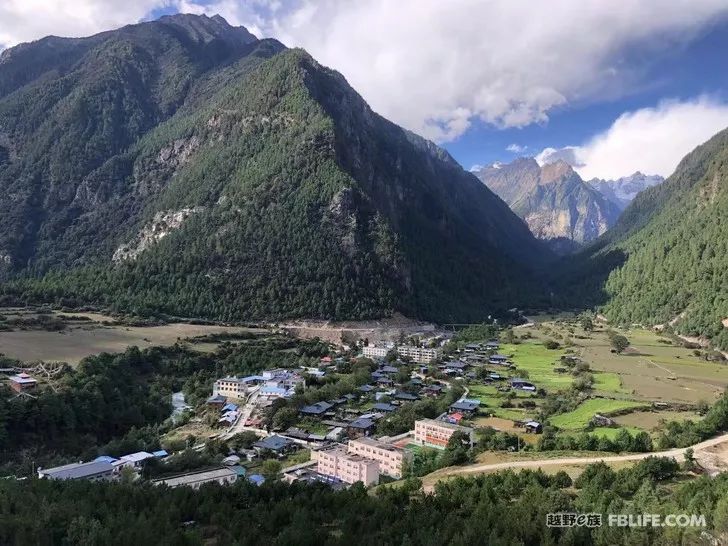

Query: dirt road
[422,433,728,492]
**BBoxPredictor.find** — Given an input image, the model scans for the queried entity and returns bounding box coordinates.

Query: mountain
[588,172,664,210]
[561,127,728,349]
[0,14,551,323]
[473,158,621,253]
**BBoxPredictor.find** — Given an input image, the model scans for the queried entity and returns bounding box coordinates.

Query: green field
[549,399,648,430]
[499,342,574,389]
[592,372,628,394]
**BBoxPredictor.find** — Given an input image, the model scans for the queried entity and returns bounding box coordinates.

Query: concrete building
[397,346,441,364]
[347,437,412,479]
[38,461,116,481]
[152,467,238,489]
[362,345,389,359]
[317,448,380,486]
[214,376,248,400]
[414,418,473,449]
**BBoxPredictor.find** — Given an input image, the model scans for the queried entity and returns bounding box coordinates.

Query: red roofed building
[8,373,38,393]
[447,412,464,424]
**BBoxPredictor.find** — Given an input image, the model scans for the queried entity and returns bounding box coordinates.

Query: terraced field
[549,399,649,430]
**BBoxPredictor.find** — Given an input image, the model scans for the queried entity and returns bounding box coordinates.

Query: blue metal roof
[93,456,118,464]
[248,474,265,485]
[253,435,293,451]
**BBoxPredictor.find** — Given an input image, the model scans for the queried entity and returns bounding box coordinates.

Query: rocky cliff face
[474,158,621,253]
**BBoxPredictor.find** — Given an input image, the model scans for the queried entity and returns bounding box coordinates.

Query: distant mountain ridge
[0,14,551,323]
[588,172,664,210]
[473,158,621,253]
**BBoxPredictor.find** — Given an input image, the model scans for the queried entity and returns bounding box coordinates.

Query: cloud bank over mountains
[3,0,728,145]
[3,1,728,179]
[536,97,728,179]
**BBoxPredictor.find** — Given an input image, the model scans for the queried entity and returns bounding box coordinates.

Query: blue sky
[3,1,728,179]
[450,19,728,173]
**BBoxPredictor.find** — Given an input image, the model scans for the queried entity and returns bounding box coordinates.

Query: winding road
[422,433,728,491]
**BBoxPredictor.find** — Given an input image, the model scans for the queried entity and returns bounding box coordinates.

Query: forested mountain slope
[0,14,550,323]
[562,127,728,348]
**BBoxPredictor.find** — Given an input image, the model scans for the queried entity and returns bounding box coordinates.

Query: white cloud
[535,146,584,168]
[536,97,728,180]
[0,0,172,46]
[2,1,728,145]
[181,0,728,141]
[506,143,527,153]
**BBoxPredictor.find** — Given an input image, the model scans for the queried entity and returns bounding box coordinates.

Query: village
[15,313,728,490]
[29,333,550,489]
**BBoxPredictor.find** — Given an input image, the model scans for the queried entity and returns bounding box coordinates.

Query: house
[284,428,311,441]
[525,421,543,434]
[449,399,481,416]
[379,365,399,374]
[357,384,375,394]
[152,450,169,459]
[206,394,227,407]
[38,461,116,481]
[317,448,380,485]
[443,361,468,371]
[116,451,155,469]
[214,376,248,400]
[347,437,412,479]
[463,343,481,353]
[393,391,419,402]
[222,402,239,413]
[347,417,376,438]
[488,354,509,365]
[397,346,441,364]
[510,378,536,391]
[299,401,334,417]
[446,412,464,424]
[326,426,346,441]
[376,377,394,386]
[222,455,241,466]
[486,341,500,350]
[422,384,444,396]
[372,402,397,413]
[153,467,238,489]
[414,419,474,449]
[8,373,37,393]
[253,435,296,456]
[488,372,502,380]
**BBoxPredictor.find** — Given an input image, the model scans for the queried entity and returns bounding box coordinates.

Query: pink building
[317,448,379,486]
[347,437,412,479]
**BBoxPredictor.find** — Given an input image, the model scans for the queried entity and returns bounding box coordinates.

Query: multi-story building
[396,346,442,364]
[414,418,473,449]
[347,437,412,479]
[362,345,390,359]
[214,376,248,400]
[316,448,380,486]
